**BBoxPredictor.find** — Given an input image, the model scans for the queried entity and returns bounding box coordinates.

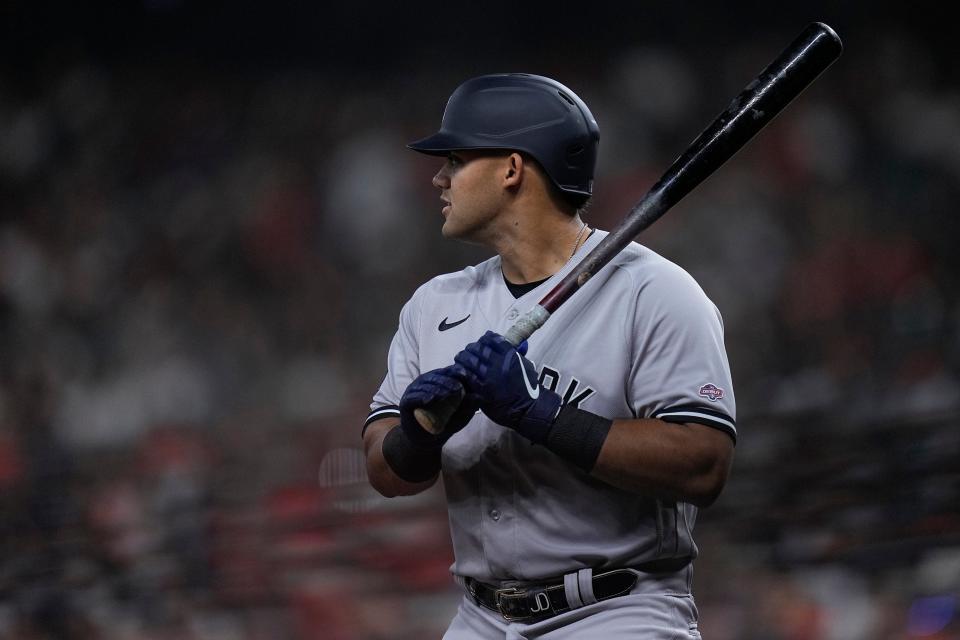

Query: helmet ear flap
[566,143,586,166]
[407,73,600,198]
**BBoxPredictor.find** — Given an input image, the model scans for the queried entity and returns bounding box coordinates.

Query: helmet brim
[407,131,459,155]
[407,132,509,156]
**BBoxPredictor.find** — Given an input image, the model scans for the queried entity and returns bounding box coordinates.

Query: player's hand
[454,331,563,444]
[399,365,480,448]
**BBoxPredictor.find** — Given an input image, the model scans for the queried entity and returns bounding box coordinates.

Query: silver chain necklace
[569,220,588,262]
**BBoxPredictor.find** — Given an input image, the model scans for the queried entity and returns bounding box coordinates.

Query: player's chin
[441,213,487,244]
[440,217,466,239]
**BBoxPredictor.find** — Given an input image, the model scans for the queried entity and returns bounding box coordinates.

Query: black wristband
[545,405,613,472]
[381,425,442,483]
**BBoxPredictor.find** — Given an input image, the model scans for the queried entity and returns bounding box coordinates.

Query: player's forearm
[363,419,439,497]
[590,419,734,508]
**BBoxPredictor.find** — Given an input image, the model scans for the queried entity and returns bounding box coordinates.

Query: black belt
[466,557,691,623]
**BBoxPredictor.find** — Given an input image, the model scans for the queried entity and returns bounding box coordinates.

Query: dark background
[1,2,958,638]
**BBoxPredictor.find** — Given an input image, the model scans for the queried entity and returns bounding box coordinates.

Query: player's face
[431,150,509,242]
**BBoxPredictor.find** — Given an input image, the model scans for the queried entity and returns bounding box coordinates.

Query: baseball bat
[416,22,842,434]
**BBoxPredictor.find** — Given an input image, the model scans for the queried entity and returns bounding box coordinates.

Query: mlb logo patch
[699,383,724,401]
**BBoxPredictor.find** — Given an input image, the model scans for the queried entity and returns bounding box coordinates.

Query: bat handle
[503,305,550,346]
[414,305,551,435]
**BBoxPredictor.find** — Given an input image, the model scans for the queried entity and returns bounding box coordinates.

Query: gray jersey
[366,229,736,583]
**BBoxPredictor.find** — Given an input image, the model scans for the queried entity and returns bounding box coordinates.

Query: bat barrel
[537,22,842,315]
[655,21,842,207]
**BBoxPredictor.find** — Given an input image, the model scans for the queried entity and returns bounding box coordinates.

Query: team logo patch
[698,383,724,402]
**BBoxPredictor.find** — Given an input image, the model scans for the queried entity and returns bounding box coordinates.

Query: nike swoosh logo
[438,314,471,331]
[517,353,539,399]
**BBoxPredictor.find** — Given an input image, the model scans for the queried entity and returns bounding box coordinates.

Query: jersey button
[489,509,501,521]
[507,309,519,321]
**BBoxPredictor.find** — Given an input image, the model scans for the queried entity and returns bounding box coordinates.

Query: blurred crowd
[1,16,958,640]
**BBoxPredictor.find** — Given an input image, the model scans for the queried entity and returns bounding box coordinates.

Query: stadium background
[1,2,957,638]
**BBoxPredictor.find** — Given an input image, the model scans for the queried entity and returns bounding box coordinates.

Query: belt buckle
[494,587,527,622]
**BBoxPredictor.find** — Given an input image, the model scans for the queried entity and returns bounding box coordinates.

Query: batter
[363,73,735,639]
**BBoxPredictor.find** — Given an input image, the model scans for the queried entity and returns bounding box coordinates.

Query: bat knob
[414,407,444,435]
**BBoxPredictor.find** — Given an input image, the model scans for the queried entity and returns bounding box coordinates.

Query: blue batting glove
[398,365,480,449]
[454,331,563,444]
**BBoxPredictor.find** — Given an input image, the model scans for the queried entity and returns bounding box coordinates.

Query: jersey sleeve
[626,261,737,442]
[364,286,425,436]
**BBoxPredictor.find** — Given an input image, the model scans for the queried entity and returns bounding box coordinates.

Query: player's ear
[503,152,524,188]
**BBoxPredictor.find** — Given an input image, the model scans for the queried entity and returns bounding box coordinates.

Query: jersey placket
[477,298,530,578]
[477,424,519,578]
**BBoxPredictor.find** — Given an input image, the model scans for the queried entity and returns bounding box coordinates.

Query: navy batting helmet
[407,73,600,197]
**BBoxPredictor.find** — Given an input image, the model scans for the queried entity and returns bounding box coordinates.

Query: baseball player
[363,73,735,639]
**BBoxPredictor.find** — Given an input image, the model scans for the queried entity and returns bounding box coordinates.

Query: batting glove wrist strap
[515,388,564,444]
[546,405,613,472]
[382,425,442,483]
